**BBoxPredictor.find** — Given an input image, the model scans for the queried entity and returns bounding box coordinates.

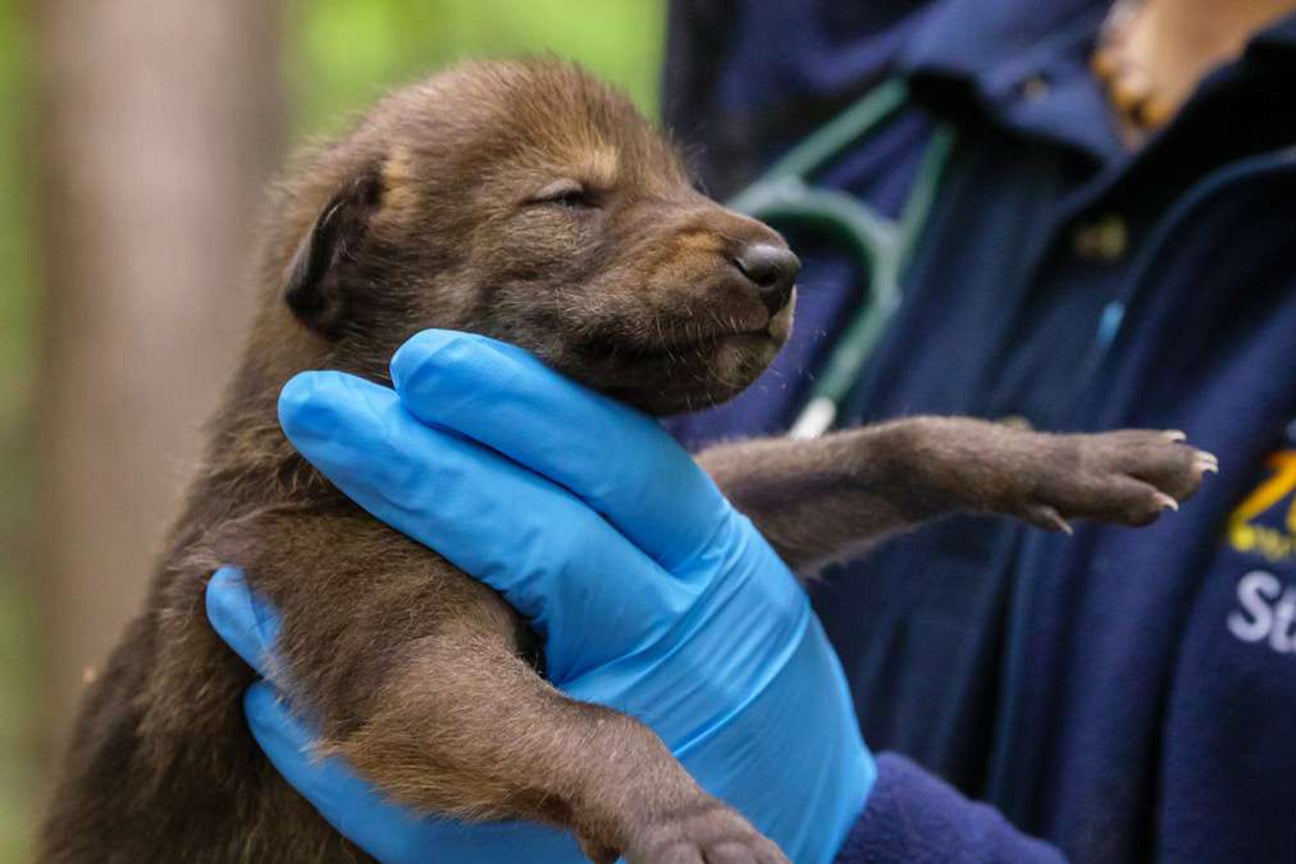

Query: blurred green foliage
[0,2,664,860]
[289,0,666,138]
[0,0,35,858]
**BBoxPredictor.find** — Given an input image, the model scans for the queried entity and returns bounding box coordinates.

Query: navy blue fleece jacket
[665,1,1296,861]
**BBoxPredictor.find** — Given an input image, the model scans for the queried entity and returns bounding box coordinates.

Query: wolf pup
[39,59,1214,864]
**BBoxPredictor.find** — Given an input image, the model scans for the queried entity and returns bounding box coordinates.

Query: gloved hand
[205,328,875,864]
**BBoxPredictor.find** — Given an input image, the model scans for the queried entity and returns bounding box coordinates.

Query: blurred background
[0,1,665,859]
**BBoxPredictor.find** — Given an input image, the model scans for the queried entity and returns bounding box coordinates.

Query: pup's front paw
[617,798,788,864]
[1018,429,1216,533]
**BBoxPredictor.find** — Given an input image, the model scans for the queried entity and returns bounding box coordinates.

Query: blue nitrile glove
[206,328,875,864]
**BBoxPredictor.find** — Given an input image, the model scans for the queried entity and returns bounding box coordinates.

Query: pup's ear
[283,165,384,337]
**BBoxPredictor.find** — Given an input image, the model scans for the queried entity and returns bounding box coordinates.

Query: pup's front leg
[700,416,1215,572]
[330,625,785,864]
[241,513,787,864]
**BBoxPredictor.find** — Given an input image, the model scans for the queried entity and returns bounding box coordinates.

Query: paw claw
[1163,430,1187,442]
[1154,492,1179,512]
[1030,505,1074,534]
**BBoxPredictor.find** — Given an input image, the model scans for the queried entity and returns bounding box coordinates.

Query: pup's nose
[734,243,800,314]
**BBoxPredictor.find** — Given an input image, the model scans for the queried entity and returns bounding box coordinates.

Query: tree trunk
[33,0,284,771]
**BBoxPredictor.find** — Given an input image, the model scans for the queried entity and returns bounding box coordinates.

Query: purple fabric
[834,754,1066,864]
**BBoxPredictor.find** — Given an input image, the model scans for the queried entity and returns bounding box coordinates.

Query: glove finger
[205,567,282,678]
[278,372,701,679]
[565,517,811,741]
[245,682,585,864]
[389,329,730,570]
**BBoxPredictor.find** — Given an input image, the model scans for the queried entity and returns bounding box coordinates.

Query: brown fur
[38,59,1210,864]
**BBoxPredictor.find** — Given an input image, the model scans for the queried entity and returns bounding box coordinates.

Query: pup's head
[273,59,797,415]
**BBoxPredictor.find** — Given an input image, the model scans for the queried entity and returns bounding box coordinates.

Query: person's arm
[209,577,1071,864]
[209,329,1071,863]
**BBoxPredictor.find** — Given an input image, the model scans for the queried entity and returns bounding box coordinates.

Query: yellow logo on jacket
[1228,451,1296,563]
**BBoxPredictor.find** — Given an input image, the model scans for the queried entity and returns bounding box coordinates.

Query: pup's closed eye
[526,178,600,210]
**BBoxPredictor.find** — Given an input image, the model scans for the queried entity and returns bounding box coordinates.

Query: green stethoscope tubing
[726,79,957,438]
